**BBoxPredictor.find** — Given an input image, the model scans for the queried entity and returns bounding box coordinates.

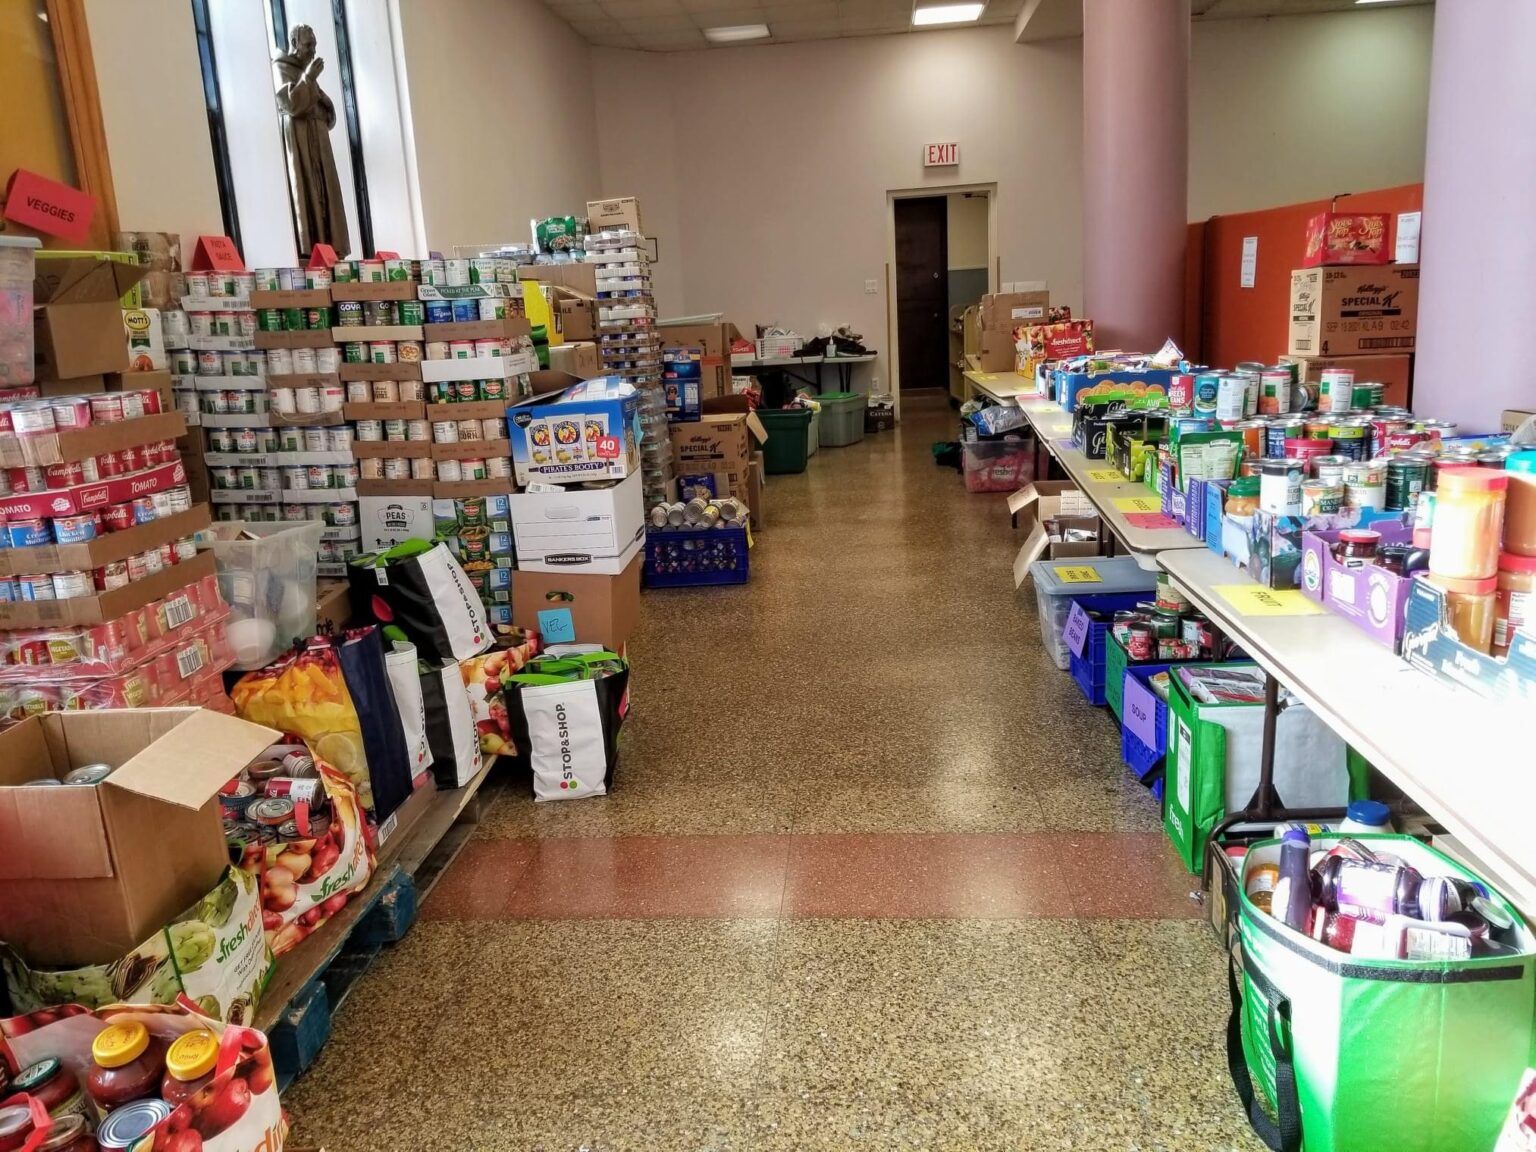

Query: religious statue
[274,24,350,257]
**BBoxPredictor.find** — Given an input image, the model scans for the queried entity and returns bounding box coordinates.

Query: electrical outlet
[864,279,879,294]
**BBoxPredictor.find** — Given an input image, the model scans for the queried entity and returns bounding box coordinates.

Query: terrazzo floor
[287,393,1263,1150]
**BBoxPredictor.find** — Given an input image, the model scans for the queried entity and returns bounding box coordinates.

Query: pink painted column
[1081,0,1190,352]
[1413,0,1536,430]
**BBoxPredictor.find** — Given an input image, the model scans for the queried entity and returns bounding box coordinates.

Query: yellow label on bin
[1213,585,1327,617]
[1087,468,1123,483]
[1111,495,1162,513]
[1055,566,1102,584]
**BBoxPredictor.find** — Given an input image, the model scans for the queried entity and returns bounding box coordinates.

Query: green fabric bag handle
[1226,952,1302,1152]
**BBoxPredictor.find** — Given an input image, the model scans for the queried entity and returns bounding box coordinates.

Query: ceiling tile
[768,17,842,37]
[632,28,711,48]
[762,0,836,19]
[585,28,642,44]
[619,13,703,31]
[686,5,770,24]
[554,1,609,19]
[599,0,687,15]
[680,0,767,14]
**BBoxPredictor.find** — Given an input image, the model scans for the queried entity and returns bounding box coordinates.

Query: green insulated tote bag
[1229,835,1536,1152]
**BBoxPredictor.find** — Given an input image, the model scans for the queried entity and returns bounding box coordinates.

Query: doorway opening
[887,185,996,414]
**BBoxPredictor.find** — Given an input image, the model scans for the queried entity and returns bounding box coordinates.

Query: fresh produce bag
[333,627,414,822]
[421,659,480,789]
[458,636,540,760]
[385,639,432,784]
[230,759,374,957]
[1230,835,1536,1152]
[347,541,492,663]
[1,1001,286,1151]
[501,648,629,801]
[1,868,272,1024]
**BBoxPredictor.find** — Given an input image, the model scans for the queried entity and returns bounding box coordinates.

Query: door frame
[884,181,997,418]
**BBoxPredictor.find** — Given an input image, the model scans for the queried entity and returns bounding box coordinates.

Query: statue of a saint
[274,24,350,257]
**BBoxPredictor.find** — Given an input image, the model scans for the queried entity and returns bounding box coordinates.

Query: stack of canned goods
[432,495,514,625]
[222,745,337,855]
[172,344,343,380]
[211,499,358,531]
[647,497,749,530]
[0,392,173,495]
[268,378,346,416]
[345,377,426,404]
[206,426,353,456]
[254,300,333,334]
[422,294,515,329]
[245,267,333,292]
[425,378,512,405]
[589,228,671,506]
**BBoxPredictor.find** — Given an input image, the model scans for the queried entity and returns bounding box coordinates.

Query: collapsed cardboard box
[33,256,150,381]
[1287,264,1419,357]
[659,321,744,399]
[512,553,640,651]
[0,709,279,965]
[977,327,1018,373]
[671,411,768,501]
[1009,481,1101,585]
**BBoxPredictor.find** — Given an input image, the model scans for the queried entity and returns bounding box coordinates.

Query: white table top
[963,370,1028,406]
[731,353,878,369]
[1015,395,1206,559]
[1158,547,1534,909]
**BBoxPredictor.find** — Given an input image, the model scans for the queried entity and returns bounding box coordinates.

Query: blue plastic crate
[1120,662,1174,784]
[643,525,749,587]
[1064,592,1145,706]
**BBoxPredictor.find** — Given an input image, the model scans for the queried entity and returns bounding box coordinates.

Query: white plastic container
[206,521,325,668]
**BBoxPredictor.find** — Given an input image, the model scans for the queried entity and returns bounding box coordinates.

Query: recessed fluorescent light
[704,23,770,42]
[913,3,983,24]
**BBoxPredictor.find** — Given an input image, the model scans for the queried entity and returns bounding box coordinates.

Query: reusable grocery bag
[1,1002,287,1151]
[421,658,481,788]
[335,626,415,822]
[384,637,433,783]
[1162,663,1362,873]
[501,649,629,801]
[348,540,491,663]
[1230,835,1536,1152]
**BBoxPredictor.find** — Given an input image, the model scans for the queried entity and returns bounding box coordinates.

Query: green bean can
[342,341,367,363]
[304,306,329,330]
[256,308,283,332]
[280,307,305,332]
[1385,457,1429,511]
[399,300,425,326]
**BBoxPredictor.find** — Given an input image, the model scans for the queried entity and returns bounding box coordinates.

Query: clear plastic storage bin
[207,521,325,668]
[1027,556,1156,669]
[0,236,41,388]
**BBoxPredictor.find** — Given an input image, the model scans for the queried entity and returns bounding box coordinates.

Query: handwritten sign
[1124,511,1179,530]
[1214,584,1327,617]
[1123,675,1161,751]
[1063,602,1092,658]
[1087,468,1123,483]
[191,235,245,272]
[536,607,575,644]
[1055,565,1102,584]
[1112,495,1162,514]
[3,169,95,243]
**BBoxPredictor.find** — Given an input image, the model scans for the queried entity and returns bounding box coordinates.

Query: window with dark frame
[191,0,375,259]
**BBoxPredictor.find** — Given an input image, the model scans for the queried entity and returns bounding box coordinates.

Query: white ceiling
[546,0,1025,52]
[549,0,1430,52]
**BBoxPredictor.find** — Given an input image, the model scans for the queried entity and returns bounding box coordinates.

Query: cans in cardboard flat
[7,520,50,548]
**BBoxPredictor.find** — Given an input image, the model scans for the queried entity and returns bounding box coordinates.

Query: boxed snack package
[507,377,641,485]
[1302,211,1391,267]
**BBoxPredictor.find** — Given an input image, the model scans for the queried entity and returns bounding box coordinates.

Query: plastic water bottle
[1273,827,1313,932]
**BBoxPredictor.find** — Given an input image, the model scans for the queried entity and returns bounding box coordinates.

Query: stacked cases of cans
[433,494,514,626]
[590,229,670,506]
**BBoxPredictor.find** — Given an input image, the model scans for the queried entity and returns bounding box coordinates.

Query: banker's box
[34,256,150,382]
[507,389,641,485]
[513,554,640,650]
[0,709,279,965]
[510,471,645,574]
[1287,264,1419,357]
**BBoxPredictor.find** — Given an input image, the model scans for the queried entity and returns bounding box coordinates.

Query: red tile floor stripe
[421,830,1200,921]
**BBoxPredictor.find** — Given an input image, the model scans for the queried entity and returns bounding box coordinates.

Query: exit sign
[923,142,959,167]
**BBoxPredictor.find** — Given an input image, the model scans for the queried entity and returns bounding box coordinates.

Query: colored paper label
[1055,566,1102,584]
[1063,602,1092,657]
[1112,495,1162,513]
[1123,675,1160,751]
[3,169,96,243]
[192,234,246,271]
[308,243,340,268]
[1124,512,1180,530]
[1087,468,1123,483]
[1055,439,1075,451]
[536,607,575,643]
[1213,584,1328,617]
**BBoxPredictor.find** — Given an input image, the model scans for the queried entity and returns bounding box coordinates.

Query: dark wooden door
[895,196,949,391]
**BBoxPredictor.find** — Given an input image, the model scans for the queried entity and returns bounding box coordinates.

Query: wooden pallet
[256,756,497,1088]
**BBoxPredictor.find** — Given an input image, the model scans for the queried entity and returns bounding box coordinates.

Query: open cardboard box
[512,553,640,650]
[0,410,186,469]
[0,709,279,964]
[1010,480,1101,585]
[33,257,149,382]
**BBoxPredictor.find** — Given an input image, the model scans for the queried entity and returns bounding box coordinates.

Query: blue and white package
[507,375,642,485]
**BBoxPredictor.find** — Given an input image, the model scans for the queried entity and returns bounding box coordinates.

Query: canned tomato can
[282,465,308,491]
[358,456,383,479]
[355,419,383,441]
[327,501,356,526]
[455,381,480,403]
[432,420,459,444]
[457,419,482,441]
[294,386,322,414]
[425,341,451,361]
[95,560,130,591]
[329,427,353,451]
[448,340,475,360]
[383,457,410,480]
[90,392,130,424]
[100,503,135,532]
[44,460,84,489]
[343,341,367,363]
[485,455,511,478]
[369,341,397,365]
[372,379,400,403]
[335,300,364,327]
[17,574,56,601]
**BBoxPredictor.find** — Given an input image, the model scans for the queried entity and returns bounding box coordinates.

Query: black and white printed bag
[348,540,492,663]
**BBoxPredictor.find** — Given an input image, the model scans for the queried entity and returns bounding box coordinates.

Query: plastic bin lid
[1028,555,1158,597]
[0,236,41,251]
[817,391,862,403]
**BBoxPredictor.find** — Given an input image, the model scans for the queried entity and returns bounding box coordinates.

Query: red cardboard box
[1302,212,1391,268]
[0,459,186,519]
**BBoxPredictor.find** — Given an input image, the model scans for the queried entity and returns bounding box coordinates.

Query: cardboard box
[315,579,354,632]
[1299,522,1414,650]
[548,341,601,379]
[358,494,435,550]
[512,553,640,650]
[507,381,640,485]
[1502,409,1536,433]
[659,322,743,399]
[1279,352,1413,409]
[33,257,150,381]
[1287,264,1419,357]
[1401,578,1536,705]
[0,548,215,629]
[586,197,643,233]
[0,504,209,577]
[1009,481,1101,582]
[977,327,1016,373]
[0,458,186,520]
[0,410,185,469]
[980,289,1049,331]
[510,471,644,574]
[670,412,768,477]
[1302,212,1391,268]
[0,709,279,964]
[554,289,596,342]
[517,263,596,297]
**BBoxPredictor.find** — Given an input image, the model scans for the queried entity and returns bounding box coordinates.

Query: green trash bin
[816,392,866,448]
[757,408,813,474]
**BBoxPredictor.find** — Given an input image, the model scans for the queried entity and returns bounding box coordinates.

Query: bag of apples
[232,759,375,957]
[0,1000,286,1151]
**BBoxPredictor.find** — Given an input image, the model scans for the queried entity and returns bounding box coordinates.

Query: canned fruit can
[455,381,480,402]
[480,377,506,401]
[1301,481,1343,515]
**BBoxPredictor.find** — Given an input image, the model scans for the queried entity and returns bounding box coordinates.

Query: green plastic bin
[757,408,813,474]
[816,391,866,448]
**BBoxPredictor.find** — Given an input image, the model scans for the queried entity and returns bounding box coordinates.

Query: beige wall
[1188,7,1433,220]
[946,193,989,271]
[400,0,601,254]
[84,0,225,238]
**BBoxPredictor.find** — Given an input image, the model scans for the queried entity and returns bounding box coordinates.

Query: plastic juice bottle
[1272,827,1313,932]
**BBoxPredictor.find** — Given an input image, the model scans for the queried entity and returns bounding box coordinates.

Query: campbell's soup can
[1385,429,1430,455]
[100,503,135,532]
[89,393,128,423]
[49,396,93,429]
[43,460,84,489]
